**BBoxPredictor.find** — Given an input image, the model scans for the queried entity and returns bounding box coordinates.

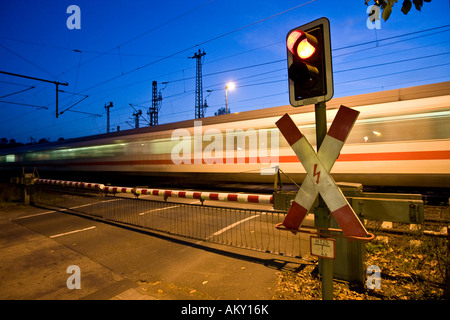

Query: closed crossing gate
[33,182,307,259]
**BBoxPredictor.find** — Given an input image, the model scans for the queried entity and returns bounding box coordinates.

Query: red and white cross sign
[276,105,369,238]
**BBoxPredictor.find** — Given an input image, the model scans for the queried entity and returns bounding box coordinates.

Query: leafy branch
[365,0,432,21]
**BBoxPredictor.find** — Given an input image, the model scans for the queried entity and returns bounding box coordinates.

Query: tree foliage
[0,136,53,150]
[214,107,229,116]
[366,0,432,21]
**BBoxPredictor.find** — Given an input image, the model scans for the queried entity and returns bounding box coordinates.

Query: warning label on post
[310,236,336,260]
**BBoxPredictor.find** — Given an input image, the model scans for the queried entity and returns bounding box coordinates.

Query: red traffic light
[286,17,333,107]
[287,30,317,59]
[297,39,316,59]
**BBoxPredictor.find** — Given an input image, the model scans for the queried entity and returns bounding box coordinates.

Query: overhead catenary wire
[0,43,57,79]
[74,0,317,95]
[15,49,447,138]
[0,86,35,99]
[0,0,318,132]
[15,50,447,139]
[148,48,450,107]
[4,17,448,114]
[333,24,450,51]
[29,0,219,80]
[2,4,449,141]
[105,25,450,101]
[0,0,220,119]
[0,100,48,110]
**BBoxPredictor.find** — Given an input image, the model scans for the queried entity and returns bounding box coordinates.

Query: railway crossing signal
[286,17,333,107]
[283,18,358,299]
[276,105,369,238]
[276,104,371,300]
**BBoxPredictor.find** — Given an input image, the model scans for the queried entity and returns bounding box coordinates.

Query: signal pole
[105,102,113,133]
[314,100,333,300]
[189,49,206,119]
[285,18,334,300]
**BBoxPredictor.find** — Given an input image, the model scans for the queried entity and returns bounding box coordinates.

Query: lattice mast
[149,81,162,126]
[189,49,206,118]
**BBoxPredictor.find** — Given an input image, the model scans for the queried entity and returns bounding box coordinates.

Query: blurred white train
[1,82,449,189]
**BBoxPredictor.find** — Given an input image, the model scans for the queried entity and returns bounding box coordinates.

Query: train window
[223,128,283,151]
[348,111,449,144]
[78,143,125,158]
[223,129,256,152]
[26,151,50,161]
[277,124,317,149]
[258,128,279,150]
[21,143,127,162]
[150,138,181,154]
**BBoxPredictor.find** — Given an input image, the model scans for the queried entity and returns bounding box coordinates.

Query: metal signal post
[282,18,352,299]
[284,17,336,299]
[314,101,333,300]
[278,18,426,301]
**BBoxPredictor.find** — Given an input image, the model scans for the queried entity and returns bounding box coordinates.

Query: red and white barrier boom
[35,179,273,204]
[36,179,105,191]
[134,188,273,204]
[276,105,369,238]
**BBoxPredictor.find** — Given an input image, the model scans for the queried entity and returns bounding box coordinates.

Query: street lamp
[225,82,235,114]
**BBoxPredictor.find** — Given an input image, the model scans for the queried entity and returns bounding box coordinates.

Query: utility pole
[189,49,206,119]
[149,81,162,126]
[105,102,113,133]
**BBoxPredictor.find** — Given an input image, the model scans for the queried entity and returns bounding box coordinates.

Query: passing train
[1,82,449,189]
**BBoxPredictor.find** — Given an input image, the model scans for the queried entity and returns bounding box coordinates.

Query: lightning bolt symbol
[313,163,321,184]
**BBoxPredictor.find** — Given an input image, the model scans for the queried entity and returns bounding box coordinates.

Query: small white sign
[310,236,336,260]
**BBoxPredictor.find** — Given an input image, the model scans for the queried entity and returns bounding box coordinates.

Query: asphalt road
[0,203,309,300]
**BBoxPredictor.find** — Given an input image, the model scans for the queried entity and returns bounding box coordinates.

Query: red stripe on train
[29,150,450,167]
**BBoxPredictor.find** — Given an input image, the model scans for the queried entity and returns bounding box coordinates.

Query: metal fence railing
[33,184,306,259]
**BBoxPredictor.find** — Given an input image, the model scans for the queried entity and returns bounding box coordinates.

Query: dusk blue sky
[1,0,449,143]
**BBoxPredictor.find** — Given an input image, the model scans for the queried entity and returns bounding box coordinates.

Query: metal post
[56,83,59,118]
[105,102,113,133]
[314,101,333,300]
[150,81,160,126]
[133,110,141,129]
[445,223,450,299]
[189,50,206,119]
[225,87,228,114]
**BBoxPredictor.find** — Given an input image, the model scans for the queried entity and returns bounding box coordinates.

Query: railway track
[365,205,449,238]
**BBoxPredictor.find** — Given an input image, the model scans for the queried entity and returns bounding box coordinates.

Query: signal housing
[287,17,333,107]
